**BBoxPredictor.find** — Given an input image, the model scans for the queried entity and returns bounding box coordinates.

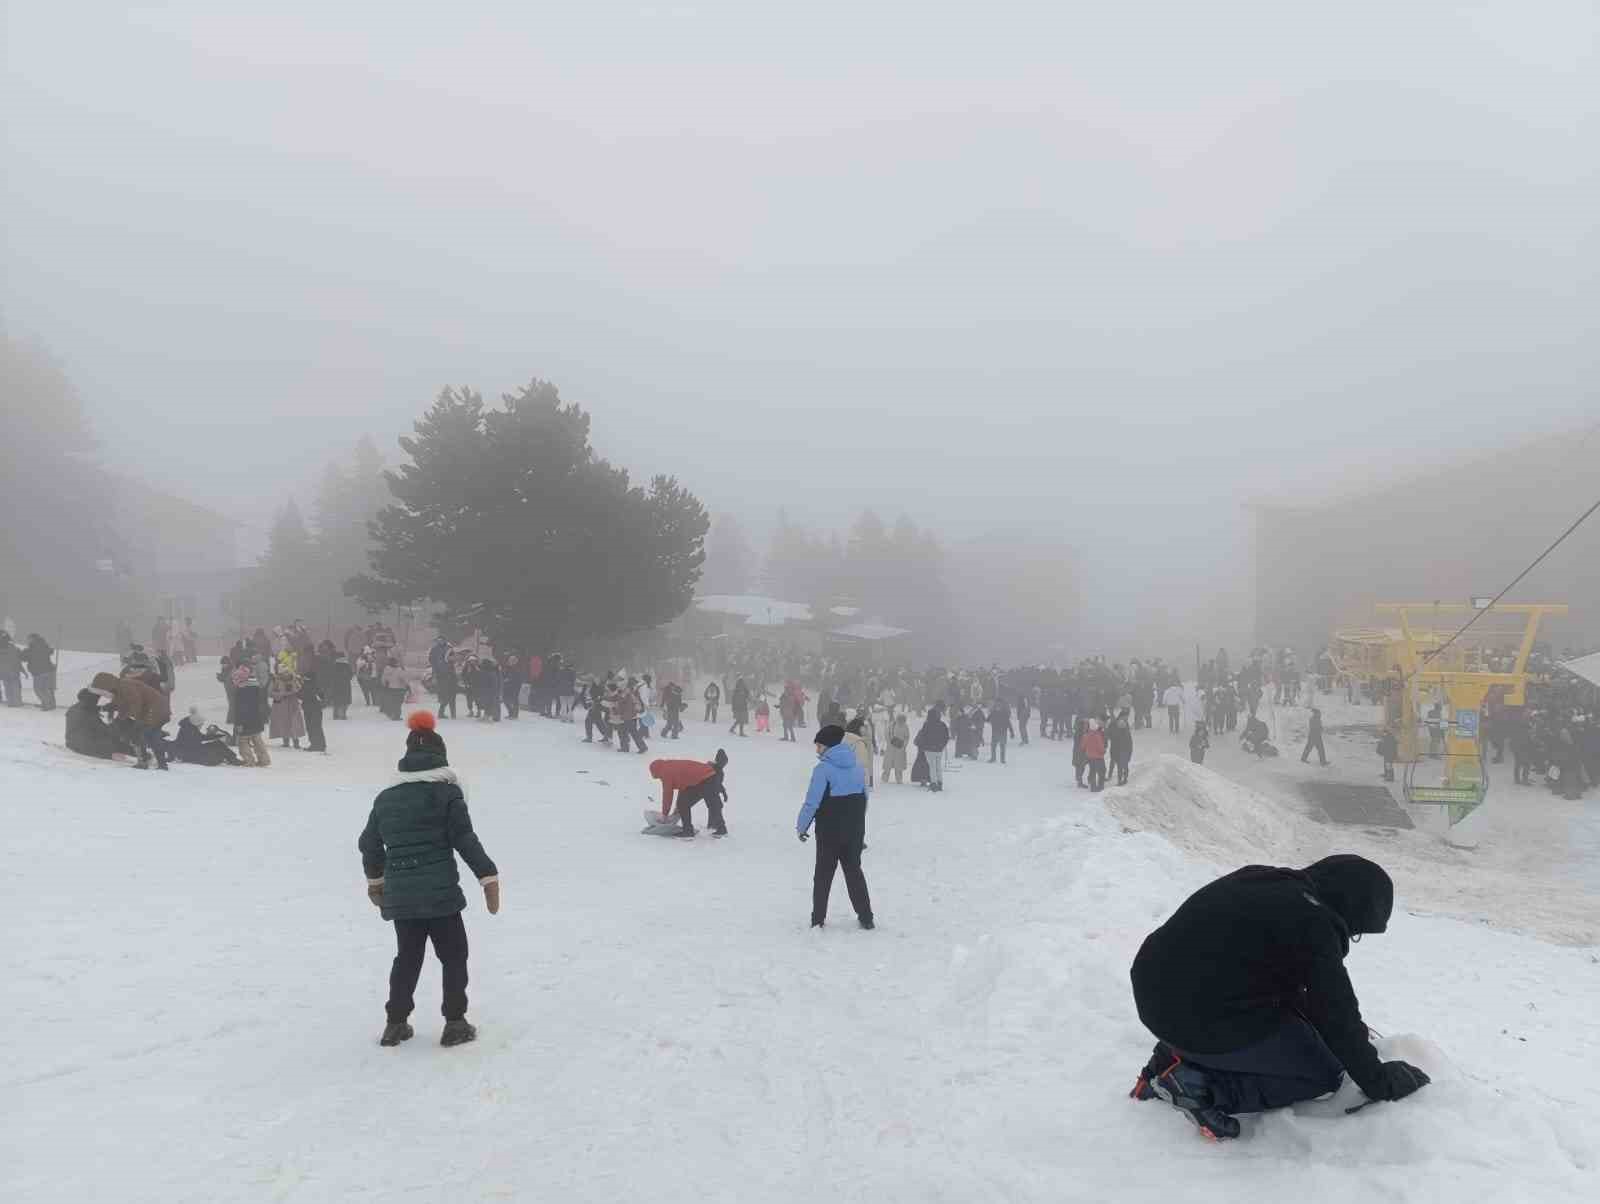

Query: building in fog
[13,477,241,652]
[1251,425,1599,656]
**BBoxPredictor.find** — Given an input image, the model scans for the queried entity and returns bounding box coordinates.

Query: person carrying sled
[360,711,500,1048]
[649,750,730,837]
[795,725,873,929]
[1128,854,1429,1140]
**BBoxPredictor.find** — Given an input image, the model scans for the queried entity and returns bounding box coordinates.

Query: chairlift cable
[1409,494,1600,682]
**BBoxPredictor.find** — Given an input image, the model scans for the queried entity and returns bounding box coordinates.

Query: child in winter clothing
[1377,730,1398,782]
[649,750,731,836]
[1190,722,1211,765]
[796,726,873,929]
[360,712,500,1048]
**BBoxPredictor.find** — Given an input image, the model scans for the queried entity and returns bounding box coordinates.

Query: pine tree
[348,380,709,651]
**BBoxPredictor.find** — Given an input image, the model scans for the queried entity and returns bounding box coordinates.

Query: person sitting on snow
[649,751,730,837]
[1127,854,1430,1140]
[65,688,121,760]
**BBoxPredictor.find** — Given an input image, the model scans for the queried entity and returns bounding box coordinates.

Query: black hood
[1303,854,1393,936]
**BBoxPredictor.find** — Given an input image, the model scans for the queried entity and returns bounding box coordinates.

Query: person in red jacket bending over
[649,750,730,837]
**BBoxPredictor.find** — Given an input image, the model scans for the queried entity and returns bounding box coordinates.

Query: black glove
[1379,1060,1431,1101]
[798,831,809,843]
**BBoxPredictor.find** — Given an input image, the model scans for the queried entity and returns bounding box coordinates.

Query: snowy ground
[3,656,1597,1203]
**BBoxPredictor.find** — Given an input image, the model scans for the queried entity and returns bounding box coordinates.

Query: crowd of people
[37,613,1596,802]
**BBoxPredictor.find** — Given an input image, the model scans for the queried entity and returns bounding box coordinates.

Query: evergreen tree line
[244,436,389,636]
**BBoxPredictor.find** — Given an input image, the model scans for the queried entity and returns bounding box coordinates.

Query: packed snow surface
[4,656,1598,1202]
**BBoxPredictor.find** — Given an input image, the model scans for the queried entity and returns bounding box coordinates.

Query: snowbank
[1102,753,1328,866]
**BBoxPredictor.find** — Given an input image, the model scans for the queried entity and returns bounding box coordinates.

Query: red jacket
[649,758,715,817]
[527,655,543,682]
[1082,729,1107,760]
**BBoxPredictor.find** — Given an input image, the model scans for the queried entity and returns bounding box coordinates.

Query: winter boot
[440,1019,477,1047]
[810,918,825,929]
[1129,1042,1173,1101]
[672,826,696,838]
[858,915,875,930]
[711,825,728,837]
[1151,1058,1241,1141]
[379,1021,414,1047]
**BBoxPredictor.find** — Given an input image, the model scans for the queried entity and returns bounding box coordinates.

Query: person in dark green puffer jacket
[360,710,500,1048]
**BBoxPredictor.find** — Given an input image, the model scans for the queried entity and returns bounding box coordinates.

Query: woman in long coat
[882,713,910,784]
[269,671,306,747]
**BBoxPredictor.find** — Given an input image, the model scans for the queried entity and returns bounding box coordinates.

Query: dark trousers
[1177,1013,1344,1114]
[585,714,610,742]
[1514,754,1530,784]
[618,719,646,752]
[437,690,456,719]
[1168,705,1181,733]
[676,784,725,833]
[387,912,469,1023]
[812,799,872,924]
[705,701,718,722]
[503,687,520,719]
[1019,717,1029,745]
[663,710,683,738]
[358,678,375,706]
[1113,754,1129,785]
[1301,734,1327,765]
[304,703,326,751]
[1088,757,1106,791]
[139,725,170,768]
[989,734,1007,763]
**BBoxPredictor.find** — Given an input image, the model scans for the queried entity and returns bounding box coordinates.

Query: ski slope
[3,657,1597,1203]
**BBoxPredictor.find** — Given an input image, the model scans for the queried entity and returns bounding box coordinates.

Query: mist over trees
[700,514,755,595]
[348,379,710,653]
[757,509,955,651]
[0,331,108,636]
[242,438,389,633]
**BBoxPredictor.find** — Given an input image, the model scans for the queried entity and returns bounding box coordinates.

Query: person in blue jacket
[796,724,874,930]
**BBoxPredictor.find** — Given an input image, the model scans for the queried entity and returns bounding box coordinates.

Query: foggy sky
[4,2,1597,650]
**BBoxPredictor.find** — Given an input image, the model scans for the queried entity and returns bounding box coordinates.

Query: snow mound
[1103,754,1330,868]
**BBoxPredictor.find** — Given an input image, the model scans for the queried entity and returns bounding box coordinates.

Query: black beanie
[713,748,729,770]
[815,724,845,748]
[405,711,448,761]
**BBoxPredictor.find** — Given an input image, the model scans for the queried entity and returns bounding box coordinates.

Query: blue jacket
[796,744,867,834]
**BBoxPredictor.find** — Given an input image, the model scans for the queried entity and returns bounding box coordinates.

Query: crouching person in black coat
[359,710,500,1048]
[1127,855,1429,1140]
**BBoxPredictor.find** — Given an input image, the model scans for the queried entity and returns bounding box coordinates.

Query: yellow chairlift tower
[1372,601,1567,824]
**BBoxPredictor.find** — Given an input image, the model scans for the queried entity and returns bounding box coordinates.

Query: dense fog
[4,1,1597,655]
